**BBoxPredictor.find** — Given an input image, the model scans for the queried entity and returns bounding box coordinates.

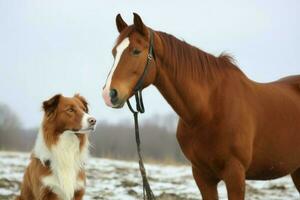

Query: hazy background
[0,0,299,162]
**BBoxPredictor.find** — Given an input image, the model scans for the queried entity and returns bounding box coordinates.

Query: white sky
[0,0,299,128]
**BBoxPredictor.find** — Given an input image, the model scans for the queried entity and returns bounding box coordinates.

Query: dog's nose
[88,117,96,126]
[109,89,118,104]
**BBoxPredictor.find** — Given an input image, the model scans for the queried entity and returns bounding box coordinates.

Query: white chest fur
[34,130,89,200]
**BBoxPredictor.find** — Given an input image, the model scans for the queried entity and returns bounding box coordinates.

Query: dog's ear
[43,94,61,117]
[74,94,89,113]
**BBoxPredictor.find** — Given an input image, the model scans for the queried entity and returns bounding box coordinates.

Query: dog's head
[42,94,96,134]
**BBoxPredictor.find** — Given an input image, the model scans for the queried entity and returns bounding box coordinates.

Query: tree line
[0,103,187,164]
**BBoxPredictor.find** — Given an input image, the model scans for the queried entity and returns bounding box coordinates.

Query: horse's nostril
[109,89,118,100]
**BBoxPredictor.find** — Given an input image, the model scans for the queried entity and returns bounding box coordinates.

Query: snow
[0,151,298,200]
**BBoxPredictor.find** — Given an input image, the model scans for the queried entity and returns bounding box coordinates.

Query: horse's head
[102,13,158,108]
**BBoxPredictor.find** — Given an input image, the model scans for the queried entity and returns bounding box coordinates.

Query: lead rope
[126,30,156,200]
[127,92,155,200]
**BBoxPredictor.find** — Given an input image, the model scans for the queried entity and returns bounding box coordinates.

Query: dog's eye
[67,108,75,113]
[132,48,141,56]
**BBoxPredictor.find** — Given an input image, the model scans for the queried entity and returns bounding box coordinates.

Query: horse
[101,13,300,200]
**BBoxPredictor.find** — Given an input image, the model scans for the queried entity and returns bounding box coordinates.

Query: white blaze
[102,37,130,107]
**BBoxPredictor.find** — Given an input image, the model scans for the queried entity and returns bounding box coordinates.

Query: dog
[16,94,96,200]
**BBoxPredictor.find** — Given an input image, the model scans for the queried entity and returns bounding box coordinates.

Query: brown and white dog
[16,94,96,200]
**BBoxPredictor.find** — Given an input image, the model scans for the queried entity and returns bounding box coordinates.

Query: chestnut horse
[102,13,300,200]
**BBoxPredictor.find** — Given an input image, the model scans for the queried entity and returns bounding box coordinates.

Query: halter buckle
[147,54,153,61]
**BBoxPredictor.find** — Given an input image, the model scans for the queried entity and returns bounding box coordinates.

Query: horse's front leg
[192,166,219,200]
[222,158,246,200]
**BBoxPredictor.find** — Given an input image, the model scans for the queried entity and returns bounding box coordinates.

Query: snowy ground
[0,151,298,200]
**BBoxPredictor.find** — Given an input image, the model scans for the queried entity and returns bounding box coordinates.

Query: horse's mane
[116,26,243,81]
[157,31,242,81]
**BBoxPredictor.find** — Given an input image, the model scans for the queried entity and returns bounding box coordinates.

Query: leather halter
[128,30,155,113]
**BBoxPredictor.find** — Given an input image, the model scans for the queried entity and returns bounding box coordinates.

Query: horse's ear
[133,13,148,36]
[43,94,61,117]
[116,14,128,33]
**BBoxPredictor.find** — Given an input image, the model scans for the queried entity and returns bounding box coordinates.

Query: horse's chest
[177,125,226,166]
[177,121,238,178]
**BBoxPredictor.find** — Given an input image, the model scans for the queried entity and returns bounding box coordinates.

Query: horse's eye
[132,48,141,56]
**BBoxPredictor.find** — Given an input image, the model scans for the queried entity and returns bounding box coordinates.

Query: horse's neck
[153,61,250,127]
[153,65,213,126]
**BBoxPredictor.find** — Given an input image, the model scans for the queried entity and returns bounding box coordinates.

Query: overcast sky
[0,0,299,128]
